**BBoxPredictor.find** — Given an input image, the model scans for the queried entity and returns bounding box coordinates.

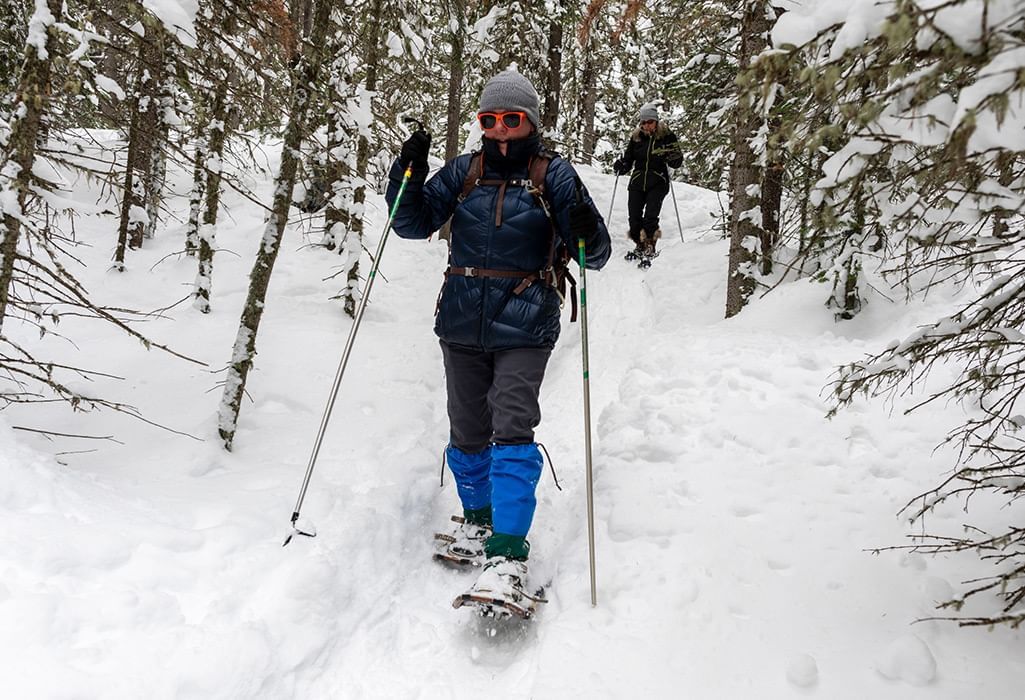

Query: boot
[638,231,654,269]
[452,554,547,618]
[434,515,492,567]
[650,228,662,257]
[467,556,529,601]
[624,233,642,260]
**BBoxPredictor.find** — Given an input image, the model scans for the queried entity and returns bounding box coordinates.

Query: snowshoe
[637,247,660,269]
[624,247,643,261]
[452,556,548,620]
[433,515,491,568]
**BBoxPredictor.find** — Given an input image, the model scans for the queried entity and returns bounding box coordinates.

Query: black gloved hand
[568,200,599,241]
[399,130,431,169]
[613,159,630,176]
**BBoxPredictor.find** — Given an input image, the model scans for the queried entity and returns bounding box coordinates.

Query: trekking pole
[669,178,684,243]
[606,175,619,231]
[574,178,598,607]
[283,119,423,547]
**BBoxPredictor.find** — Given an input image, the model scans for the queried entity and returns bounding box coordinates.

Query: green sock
[484,532,530,561]
[463,505,492,527]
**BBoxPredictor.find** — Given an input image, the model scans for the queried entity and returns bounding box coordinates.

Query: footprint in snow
[785,653,819,688]
[869,464,901,479]
[919,576,954,607]
[730,503,761,519]
[874,634,937,686]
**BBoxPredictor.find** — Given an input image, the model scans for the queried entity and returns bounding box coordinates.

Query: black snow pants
[627,182,669,247]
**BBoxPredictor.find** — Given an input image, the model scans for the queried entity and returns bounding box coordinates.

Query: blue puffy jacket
[385,144,611,351]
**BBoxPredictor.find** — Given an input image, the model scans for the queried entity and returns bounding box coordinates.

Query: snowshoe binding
[624,246,643,261]
[434,515,491,568]
[638,244,660,270]
[452,556,548,620]
[638,251,659,269]
[637,229,660,269]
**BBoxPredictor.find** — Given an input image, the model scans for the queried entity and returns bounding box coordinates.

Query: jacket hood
[631,122,672,141]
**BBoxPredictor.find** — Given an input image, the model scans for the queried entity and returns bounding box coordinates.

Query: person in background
[613,102,683,269]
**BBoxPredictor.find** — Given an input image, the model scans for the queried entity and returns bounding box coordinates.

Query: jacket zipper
[480,185,494,349]
[644,135,654,190]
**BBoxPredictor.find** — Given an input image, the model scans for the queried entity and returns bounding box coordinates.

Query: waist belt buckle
[464,266,476,278]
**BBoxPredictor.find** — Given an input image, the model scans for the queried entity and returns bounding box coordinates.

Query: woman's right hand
[400,130,431,169]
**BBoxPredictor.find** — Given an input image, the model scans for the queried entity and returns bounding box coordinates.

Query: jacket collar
[481,134,542,174]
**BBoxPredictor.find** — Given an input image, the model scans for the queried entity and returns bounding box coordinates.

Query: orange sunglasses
[478,111,526,129]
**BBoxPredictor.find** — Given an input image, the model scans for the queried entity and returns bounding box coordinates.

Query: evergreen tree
[759,0,1025,628]
[0,0,31,105]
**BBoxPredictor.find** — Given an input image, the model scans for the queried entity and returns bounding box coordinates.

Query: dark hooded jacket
[386,136,611,352]
[619,123,683,192]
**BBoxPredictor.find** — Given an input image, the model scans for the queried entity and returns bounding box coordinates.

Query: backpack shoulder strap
[459,151,483,202]
[524,150,556,218]
[528,152,552,197]
[525,151,580,321]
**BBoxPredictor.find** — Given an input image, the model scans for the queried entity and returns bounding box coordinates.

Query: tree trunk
[0,0,62,332]
[724,0,768,319]
[541,10,563,142]
[183,24,215,258]
[354,0,384,212]
[323,51,357,311]
[112,85,142,269]
[145,60,173,241]
[302,0,314,37]
[837,187,866,319]
[797,156,811,257]
[992,151,1015,239]
[839,253,861,319]
[192,65,232,313]
[760,117,783,276]
[336,0,385,314]
[444,0,465,161]
[578,44,598,166]
[185,126,207,256]
[322,89,351,251]
[437,0,466,243]
[218,0,335,450]
[114,16,166,266]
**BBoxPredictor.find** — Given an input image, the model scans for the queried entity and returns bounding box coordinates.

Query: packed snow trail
[0,150,1022,698]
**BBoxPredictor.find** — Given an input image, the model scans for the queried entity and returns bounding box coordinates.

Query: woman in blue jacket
[387,70,610,602]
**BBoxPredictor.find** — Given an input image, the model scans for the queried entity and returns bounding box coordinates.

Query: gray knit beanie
[479,70,540,128]
[637,102,659,123]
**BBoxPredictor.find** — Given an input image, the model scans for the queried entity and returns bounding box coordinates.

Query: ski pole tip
[282,516,318,547]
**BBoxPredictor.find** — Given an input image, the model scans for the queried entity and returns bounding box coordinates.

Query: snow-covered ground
[1,145,1022,698]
